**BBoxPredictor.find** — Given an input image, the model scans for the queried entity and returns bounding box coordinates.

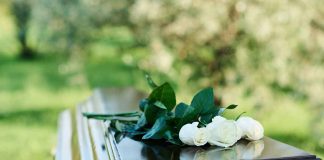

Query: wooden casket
[55,88,320,160]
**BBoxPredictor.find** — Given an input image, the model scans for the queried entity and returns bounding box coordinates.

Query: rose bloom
[179,122,209,146]
[207,117,241,147]
[212,116,226,124]
[236,117,264,141]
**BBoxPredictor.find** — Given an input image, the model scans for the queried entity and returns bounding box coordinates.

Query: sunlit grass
[0,123,57,159]
[0,55,137,160]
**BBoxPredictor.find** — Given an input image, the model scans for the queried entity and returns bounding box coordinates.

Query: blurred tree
[11,0,35,59]
[27,0,136,86]
[33,0,135,57]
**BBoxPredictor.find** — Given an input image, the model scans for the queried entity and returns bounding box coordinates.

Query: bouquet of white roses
[84,75,264,147]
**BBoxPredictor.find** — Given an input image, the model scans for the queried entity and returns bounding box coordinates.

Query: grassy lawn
[0,54,139,159]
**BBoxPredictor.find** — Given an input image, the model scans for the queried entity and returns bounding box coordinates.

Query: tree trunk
[18,26,34,59]
[11,0,35,60]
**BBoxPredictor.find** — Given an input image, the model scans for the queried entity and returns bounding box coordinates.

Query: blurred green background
[0,0,323,159]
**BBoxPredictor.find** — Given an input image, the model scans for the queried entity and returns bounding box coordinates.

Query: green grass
[0,54,139,159]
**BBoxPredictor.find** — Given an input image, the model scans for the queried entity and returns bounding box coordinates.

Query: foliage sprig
[83,75,238,145]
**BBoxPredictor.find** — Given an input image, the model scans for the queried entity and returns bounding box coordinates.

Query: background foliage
[0,0,323,159]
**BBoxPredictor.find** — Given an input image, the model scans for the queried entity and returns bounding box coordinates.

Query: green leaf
[163,130,184,145]
[218,104,238,115]
[235,112,246,121]
[199,113,215,125]
[197,120,207,128]
[114,120,137,132]
[166,111,175,118]
[174,103,198,128]
[83,112,141,120]
[148,82,176,111]
[163,130,173,140]
[135,114,147,130]
[200,107,220,124]
[190,87,215,114]
[114,132,125,144]
[115,120,124,131]
[139,99,149,112]
[142,117,167,139]
[174,103,186,117]
[175,103,193,118]
[226,104,238,109]
[144,104,167,125]
[154,101,167,110]
[167,139,184,146]
[145,74,158,89]
[145,83,176,124]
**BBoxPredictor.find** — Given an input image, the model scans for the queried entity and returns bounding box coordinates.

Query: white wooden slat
[76,104,94,160]
[88,88,144,160]
[85,99,110,160]
[92,89,107,112]
[55,110,72,160]
[93,89,122,160]
[105,125,122,160]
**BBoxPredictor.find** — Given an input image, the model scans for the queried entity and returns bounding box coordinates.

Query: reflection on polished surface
[180,147,237,160]
[179,140,264,160]
[115,133,317,160]
[116,135,264,160]
[235,140,264,159]
[97,88,317,160]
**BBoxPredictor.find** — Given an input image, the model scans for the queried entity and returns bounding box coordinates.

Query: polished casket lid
[56,88,319,160]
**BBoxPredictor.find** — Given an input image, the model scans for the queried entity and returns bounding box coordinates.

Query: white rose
[236,117,264,141]
[211,116,226,124]
[193,127,209,146]
[179,122,209,146]
[207,119,241,147]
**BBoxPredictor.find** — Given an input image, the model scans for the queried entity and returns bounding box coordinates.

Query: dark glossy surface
[114,136,316,160]
[97,88,318,160]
